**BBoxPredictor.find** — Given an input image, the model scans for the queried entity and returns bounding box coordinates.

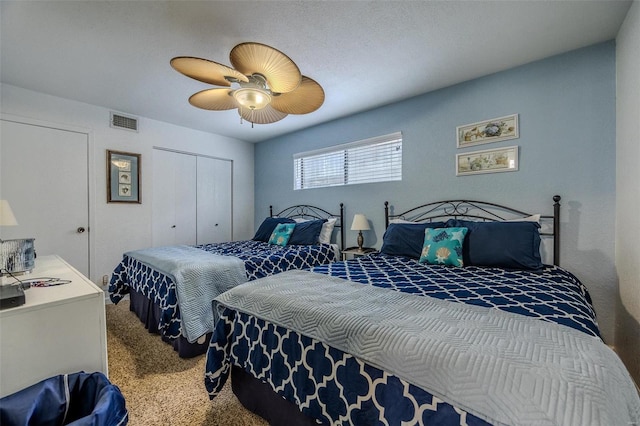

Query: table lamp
[0,200,18,228]
[350,213,370,252]
[0,200,35,281]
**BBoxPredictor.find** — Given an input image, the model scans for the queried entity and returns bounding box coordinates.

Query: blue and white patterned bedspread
[108,240,338,340]
[312,253,600,337]
[207,270,639,426]
[205,254,611,425]
[121,245,246,343]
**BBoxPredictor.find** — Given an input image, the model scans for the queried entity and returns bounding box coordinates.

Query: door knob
[77,227,86,233]
[171,225,176,228]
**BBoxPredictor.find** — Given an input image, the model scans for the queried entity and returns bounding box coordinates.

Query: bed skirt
[230,366,322,426]
[128,289,210,358]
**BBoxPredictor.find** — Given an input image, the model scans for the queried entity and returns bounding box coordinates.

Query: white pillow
[318,218,337,244]
[293,217,308,223]
[389,218,415,224]
[504,214,541,223]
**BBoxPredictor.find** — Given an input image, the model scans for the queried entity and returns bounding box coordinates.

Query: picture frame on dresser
[107,149,141,203]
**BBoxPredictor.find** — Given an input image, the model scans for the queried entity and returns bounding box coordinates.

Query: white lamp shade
[0,200,18,226]
[350,214,370,231]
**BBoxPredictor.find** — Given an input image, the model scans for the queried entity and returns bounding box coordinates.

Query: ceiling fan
[171,42,325,127]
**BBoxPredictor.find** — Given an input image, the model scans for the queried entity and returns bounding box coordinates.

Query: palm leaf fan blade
[230,42,301,94]
[170,57,248,87]
[189,88,237,110]
[271,76,325,114]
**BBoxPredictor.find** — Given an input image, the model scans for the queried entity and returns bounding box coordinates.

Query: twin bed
[109,204,344,357]
[203,196,640,425]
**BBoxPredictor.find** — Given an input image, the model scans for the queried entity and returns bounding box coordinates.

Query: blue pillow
[253,217,296,242]
[419,227,468,267]
[268,223,296,246]
[446,219,542,270]
[288,219,327,245]
[380,222,447,259]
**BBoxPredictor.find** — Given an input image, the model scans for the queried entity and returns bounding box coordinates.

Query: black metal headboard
[385,195,561,265]
[270,204,345,249]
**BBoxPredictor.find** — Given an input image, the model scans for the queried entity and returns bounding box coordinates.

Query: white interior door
[0,119,90,275]
[152,149,197,247]
[173,153,197,245]
[196,156,232,244]
[151,149,174,247]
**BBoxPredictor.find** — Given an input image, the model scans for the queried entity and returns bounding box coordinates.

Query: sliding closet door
[152,149,197,247]
[196,156,232,244]
[152,149,232,247]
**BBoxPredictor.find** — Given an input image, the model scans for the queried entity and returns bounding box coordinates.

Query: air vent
[110,112,138,132]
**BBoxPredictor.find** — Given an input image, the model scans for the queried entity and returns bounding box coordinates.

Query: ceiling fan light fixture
[233,87,271,110]
[172,42,323,125]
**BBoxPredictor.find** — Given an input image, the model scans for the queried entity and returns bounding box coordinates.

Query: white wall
[0,83,254,285]
[615,0,640,384]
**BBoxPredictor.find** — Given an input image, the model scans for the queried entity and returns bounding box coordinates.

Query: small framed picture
[456,146,518,176]
[118,171,131,184]
[456,114,519,148]
[107,150,141,203]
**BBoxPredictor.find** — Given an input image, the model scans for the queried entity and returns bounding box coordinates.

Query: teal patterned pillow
[419,227,468,267]
[268,223,296,246]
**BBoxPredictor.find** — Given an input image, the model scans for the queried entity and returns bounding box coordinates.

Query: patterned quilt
[312,253,600,337]
[204,254,619,425]
[207,270,639,426]
[108,240,338,340]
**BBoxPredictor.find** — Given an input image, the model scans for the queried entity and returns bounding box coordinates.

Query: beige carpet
[106,300,267,426]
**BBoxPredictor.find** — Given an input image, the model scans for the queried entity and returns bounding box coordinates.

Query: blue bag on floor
[0,371,128,426]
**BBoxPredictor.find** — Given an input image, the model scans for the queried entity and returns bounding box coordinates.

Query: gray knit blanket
[215,270,640,426]
[126,245,246,342]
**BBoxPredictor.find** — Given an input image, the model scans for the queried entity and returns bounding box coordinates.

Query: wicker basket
[0,238,35,274]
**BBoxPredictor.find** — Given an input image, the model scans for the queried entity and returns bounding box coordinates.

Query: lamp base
[357,231,364,251]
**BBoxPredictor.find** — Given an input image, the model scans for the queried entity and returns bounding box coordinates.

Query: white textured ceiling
[0,1,632,143]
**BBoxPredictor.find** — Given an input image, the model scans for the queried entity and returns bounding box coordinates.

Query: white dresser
[0,255,108,397]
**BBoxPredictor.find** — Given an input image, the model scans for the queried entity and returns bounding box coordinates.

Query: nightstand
[341,246,377,260]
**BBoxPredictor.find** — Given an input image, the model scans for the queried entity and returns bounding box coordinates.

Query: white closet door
[196,156,232,244]
[152,149,197,247]
[0,119,90,275]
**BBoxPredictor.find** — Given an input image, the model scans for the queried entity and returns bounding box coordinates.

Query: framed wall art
[456,114,519,148]
[107,150,141,203]
[456,146,518,176]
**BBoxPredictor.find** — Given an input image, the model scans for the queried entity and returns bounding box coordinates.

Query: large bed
[204,196,640,425]
[109,204,344,358]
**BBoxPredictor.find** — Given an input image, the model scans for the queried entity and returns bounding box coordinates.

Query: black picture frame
[107,150,141,203]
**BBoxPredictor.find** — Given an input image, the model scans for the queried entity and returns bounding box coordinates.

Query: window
[294,132,402,190]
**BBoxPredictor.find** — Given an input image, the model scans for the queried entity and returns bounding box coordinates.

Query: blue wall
[255,41,617,340]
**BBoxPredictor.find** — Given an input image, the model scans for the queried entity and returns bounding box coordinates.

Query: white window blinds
[294,132,402,190]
